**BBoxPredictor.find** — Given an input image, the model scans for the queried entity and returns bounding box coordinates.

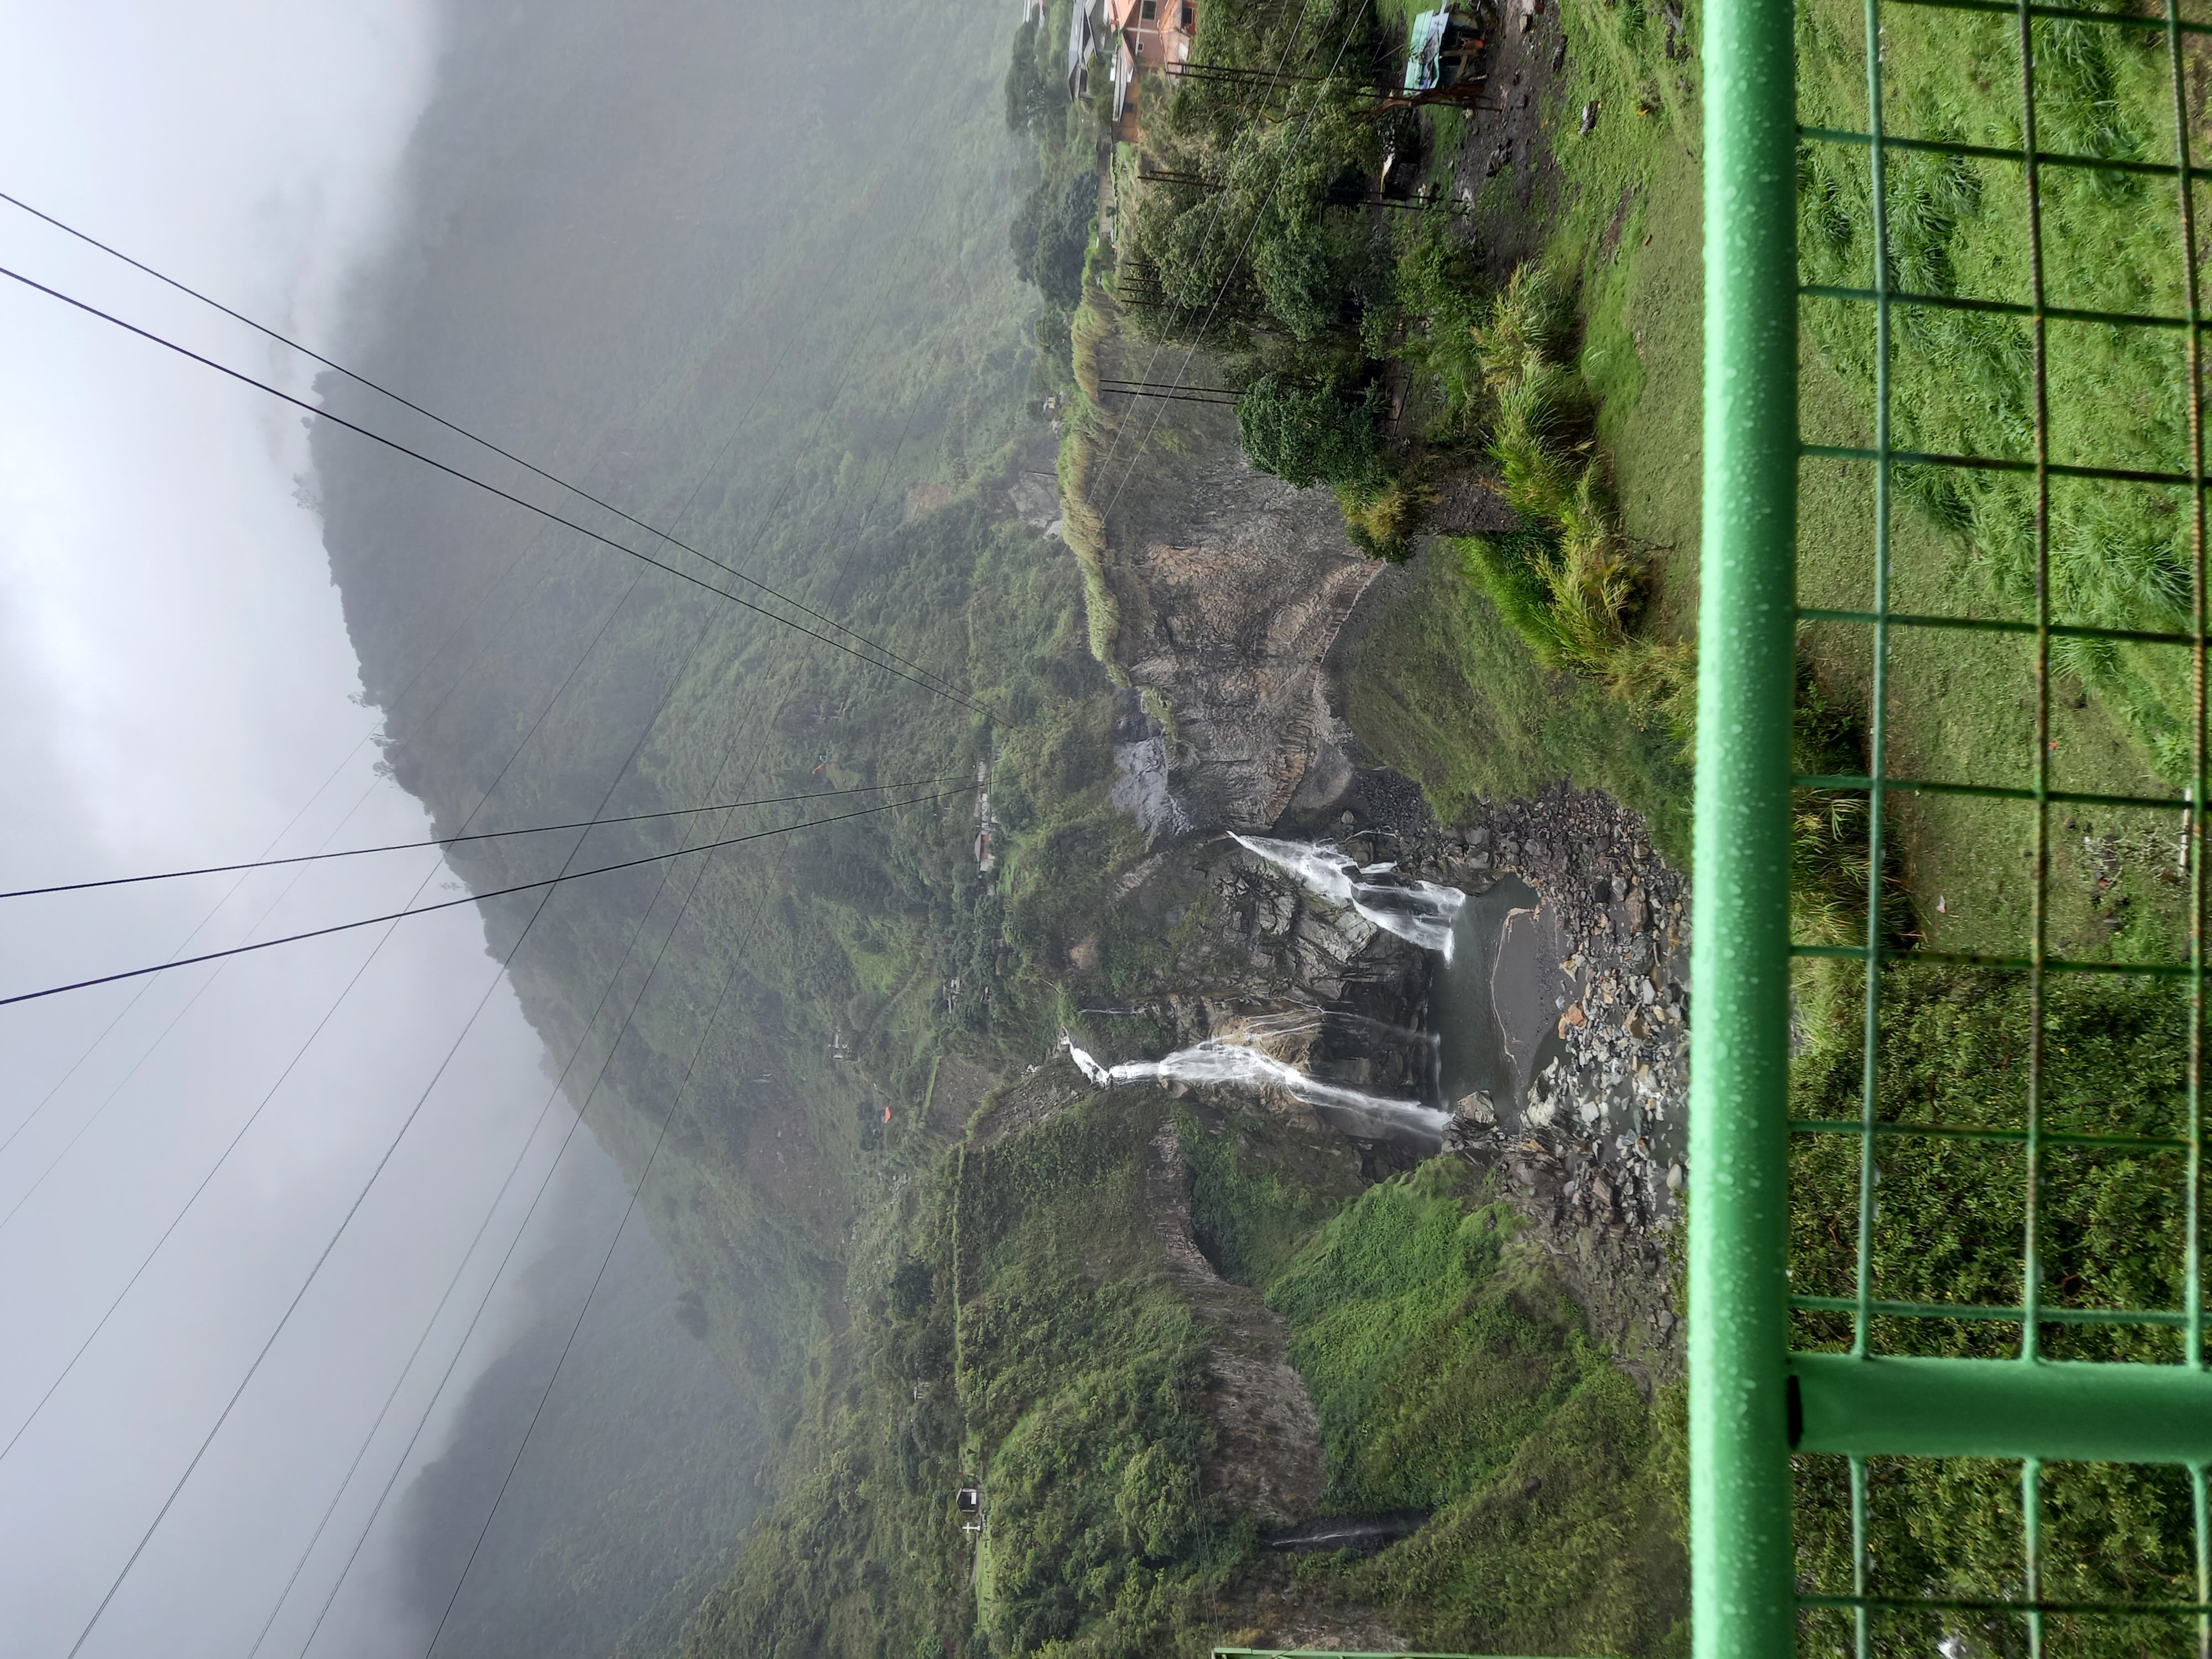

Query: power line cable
[0,521,670,1229]
[55,791,671,1658]
[280,248,971,1650]
[0,787,971,1011]
[280,823,768,1659]
[0,552,696,1442]
[0,194,979,708]
[410,453,912,1651]
[0,264,983,713]
[0,156,972,696]
[67,110,976,1650]
[0,776,961,901]
[420,839,787,1659]
[4,159,933,1168]
[54,782,969,1659]
[2,121,879,1170]
[238,1060,572,1659]
[273,370,960,1659]
[0,540,586,1218]
[6,104,961,1154]
[0,193,997,1008]
[263,569,822,1656]
[28,127,978,1659]
[0,528,557,1162]
[12,41,966,1184]
[258,645,806,1656]
[7,107,889,1155]
[0,779,946,1235]
[406,357,957,1658]
[278,678,789,1659]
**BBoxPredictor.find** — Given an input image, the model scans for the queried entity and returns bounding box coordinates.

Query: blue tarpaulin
[1404,9,1449,92]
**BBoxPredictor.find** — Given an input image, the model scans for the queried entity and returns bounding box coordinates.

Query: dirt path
[1445,0,1572,281]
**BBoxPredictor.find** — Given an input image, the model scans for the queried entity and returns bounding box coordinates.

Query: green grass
[1788,961,2201,1653]
[1418,0,2196,969]
[1173,1104,1362,1288]
[1343,6,1707,849]
[954,1092,1250,1659]
[1353,9,2201,1647]
[1342,543,1693,854]
[1259,1159,1689,1658]
[1790,0,2198,960]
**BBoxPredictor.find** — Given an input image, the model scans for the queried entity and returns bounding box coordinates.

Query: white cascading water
[1062,1034,1447,1138]
[1229,834,1465,962]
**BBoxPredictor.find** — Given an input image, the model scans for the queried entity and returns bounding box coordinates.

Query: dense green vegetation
[392,1202,765,1659]
[956,1098,1244,1658]
[672,1157,974,1659]
[1005,3,1111,398]
[1196,1141,1688,1657]
[672,1082,1689,1659]
[1323,0,1719,848]
[1075,0,1714,800]
[340,0,2212,1646]
[1236,372,1388,493]
[680,1092,1239,1659]
[320,0,1155,1639]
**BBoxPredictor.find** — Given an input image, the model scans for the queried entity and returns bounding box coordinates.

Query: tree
[1001,19,1062,135]
[1009,173,1097,310]
[1235,373,1382,491]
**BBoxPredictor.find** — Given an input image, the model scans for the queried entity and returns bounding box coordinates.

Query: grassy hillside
[1353,1,2200,1646]
[316,0,1148,1637]
[669,1083,1686,1659]
[1190,1133,1687,1657]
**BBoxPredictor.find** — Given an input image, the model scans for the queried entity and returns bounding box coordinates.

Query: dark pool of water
[1431,874,1541,1112]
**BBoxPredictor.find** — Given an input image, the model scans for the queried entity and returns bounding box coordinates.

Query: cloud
[0,6,618,1657]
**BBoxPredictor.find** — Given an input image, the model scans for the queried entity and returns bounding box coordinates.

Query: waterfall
[1230,834,1465,961]
[1062,1033,1447,1137]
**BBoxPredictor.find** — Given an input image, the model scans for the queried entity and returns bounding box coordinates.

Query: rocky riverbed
[1377,779,1689,1378]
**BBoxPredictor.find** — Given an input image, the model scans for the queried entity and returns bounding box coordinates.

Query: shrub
[1235,373,1383,491]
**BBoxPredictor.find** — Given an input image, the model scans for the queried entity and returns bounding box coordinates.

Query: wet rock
[1394,780,1689,1376]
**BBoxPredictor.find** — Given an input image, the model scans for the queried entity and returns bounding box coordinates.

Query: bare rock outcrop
[1394,781,1691,1378]
[1108,451,1381,832]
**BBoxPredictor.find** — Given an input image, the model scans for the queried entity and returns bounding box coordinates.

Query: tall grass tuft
[1454,263,1694,743]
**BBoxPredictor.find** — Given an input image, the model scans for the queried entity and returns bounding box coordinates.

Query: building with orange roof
[1098,0,1198,139]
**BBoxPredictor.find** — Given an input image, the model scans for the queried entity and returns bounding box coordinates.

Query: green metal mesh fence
[1698,0,2212,1653]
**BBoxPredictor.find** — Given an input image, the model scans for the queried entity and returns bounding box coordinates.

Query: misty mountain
[309,0,1077,1648]
[385,1154,764,1659]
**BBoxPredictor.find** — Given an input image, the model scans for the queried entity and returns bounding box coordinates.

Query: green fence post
[1694,0,1800,1652]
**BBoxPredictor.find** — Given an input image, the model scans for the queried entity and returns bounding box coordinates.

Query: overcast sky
[0,6,670,1654]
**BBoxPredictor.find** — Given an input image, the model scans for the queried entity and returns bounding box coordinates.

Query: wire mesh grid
[1783,0,2212,1650]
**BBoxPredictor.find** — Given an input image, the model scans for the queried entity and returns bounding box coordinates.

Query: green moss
[1173,1107,1355,1287]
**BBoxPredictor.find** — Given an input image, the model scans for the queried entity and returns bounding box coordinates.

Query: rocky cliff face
[1141,1118,1326,1525]
[1380,783,1689,1380]
[1105,450,1381,835]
